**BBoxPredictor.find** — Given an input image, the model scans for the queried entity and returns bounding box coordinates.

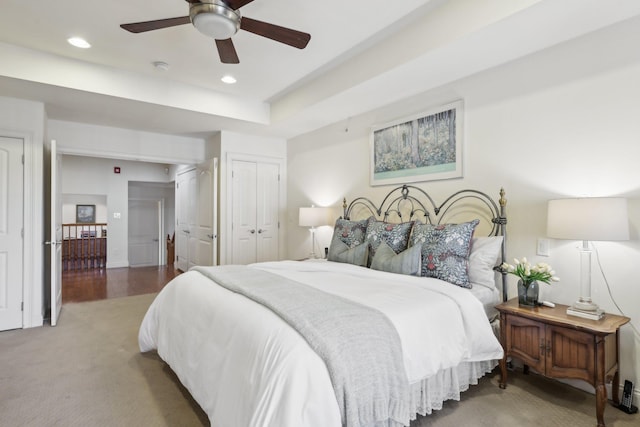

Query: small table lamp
[547,197,629,319]
[299,206,331,258]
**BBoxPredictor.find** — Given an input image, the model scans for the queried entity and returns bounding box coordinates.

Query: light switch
[113,212,121,219]
[537,238,550,257]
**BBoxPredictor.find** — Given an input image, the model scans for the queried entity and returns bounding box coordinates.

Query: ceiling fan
[120,0,311,64]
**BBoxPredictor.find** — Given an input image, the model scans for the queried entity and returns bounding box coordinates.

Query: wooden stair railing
[62,223,107,271]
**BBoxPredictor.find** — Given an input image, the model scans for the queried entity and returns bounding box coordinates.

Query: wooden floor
[62,265,181,303]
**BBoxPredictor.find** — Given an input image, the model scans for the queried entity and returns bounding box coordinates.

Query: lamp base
[566,307,605,321]
[573,297,599,312]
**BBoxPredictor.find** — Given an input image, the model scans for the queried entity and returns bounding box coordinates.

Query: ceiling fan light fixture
[190,1,240,40]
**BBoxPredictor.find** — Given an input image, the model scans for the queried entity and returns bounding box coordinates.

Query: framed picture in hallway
[76,204,96,223]
[370,100,463,186]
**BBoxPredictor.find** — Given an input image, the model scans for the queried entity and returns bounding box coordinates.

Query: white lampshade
[547,198,629,241]
[299,207,331,227]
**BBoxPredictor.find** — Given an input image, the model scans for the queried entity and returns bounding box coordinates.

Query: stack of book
[566,306,605,320]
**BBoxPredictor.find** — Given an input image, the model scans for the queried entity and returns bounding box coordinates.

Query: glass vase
[517,279,539,307]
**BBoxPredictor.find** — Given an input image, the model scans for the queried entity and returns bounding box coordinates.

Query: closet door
[0,136,24,330]
[231,160,258,264]
[255,162,279,263]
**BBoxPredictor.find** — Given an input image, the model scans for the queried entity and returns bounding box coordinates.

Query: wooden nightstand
[496,298,630,427]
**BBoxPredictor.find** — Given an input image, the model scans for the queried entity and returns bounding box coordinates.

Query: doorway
[128,181,175,267]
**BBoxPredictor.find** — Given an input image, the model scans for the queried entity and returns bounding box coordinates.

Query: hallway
[62,265,181,303]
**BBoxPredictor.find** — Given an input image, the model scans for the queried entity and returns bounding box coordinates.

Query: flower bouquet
[501,257,559,306]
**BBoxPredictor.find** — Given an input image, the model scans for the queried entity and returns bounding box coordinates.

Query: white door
[195,158,217,266]
[230,160,280,265]
[256,163,280,263]
[231,161,258,264]
[128,199,161,267]
[0,136,24,330]
[49,140,63,326]
[176,168,197,271]
[186,170,198,270]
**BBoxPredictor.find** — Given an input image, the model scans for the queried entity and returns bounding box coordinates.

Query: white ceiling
[1,0,639,139]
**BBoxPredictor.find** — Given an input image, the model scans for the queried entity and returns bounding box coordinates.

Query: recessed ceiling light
[221,75,237,84]
[67,37,91,49]
[153,61,170,71]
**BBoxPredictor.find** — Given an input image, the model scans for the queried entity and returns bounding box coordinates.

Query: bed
[139,185,508,427]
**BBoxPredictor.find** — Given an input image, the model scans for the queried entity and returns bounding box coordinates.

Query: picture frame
[76,204,96,223]
[370,100,463,186]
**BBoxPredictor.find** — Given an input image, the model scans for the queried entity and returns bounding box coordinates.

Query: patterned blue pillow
[327,217,370,262]
[365,220,414,267]
[410,220,479,288]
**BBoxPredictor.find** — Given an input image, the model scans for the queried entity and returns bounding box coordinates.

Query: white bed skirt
[410,359,498,419]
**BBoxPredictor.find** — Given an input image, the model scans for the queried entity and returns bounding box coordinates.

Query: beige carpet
[1,294,637,427]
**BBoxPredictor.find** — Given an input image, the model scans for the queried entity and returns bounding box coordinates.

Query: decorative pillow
[469,236,504,289]
[365,220,414,267]
[327,238,369,267]
[327,217,370,264]
[410,219,479,287]
[370,242,422,276]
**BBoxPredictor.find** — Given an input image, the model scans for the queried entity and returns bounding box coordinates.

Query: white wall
[61,155,173,268]
[62,194,108,224]
[288,19,640,392]
[0,96,44,328]
[48,119,207,164]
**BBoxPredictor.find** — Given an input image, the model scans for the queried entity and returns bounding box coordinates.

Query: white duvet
[139,260,504,427]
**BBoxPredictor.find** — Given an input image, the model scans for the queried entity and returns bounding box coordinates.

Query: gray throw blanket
[193,265,410,427]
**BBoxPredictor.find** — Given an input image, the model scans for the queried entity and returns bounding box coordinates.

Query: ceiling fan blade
[215,39,240,64]
[241,17,310,49]
[120,16,191,33]
[225,0,256,9]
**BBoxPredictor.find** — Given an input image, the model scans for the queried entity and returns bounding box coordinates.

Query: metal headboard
[342,185,508,301]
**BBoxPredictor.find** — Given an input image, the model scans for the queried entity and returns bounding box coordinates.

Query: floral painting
[370,100,463,186]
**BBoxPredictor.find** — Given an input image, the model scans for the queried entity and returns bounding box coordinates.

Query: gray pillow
[370,242,421,276]
[327,238,368,267]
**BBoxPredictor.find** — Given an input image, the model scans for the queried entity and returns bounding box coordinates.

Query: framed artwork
[370,100,463,186]
[76,204,96,223]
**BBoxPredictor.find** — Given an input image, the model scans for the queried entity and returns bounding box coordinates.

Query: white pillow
[468,236,503,289]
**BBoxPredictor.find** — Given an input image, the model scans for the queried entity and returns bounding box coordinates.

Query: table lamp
[547,197,629,319]
[299,206,331,258]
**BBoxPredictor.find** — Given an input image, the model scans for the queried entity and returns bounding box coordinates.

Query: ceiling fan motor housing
[190,0,241,40]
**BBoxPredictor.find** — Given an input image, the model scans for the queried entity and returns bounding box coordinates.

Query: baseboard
[106,261,129,269]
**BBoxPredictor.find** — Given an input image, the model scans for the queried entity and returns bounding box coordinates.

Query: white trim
[59,146,202,166]
[106,260,129,269]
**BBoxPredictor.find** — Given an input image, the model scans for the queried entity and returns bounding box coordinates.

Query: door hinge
[278,221,280,229]
[21,229,24,238]
[21,302,24,311]
[22,154,25,164]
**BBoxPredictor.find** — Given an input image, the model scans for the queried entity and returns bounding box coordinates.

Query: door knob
[257,229,265,234]
[249,229,256,234]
